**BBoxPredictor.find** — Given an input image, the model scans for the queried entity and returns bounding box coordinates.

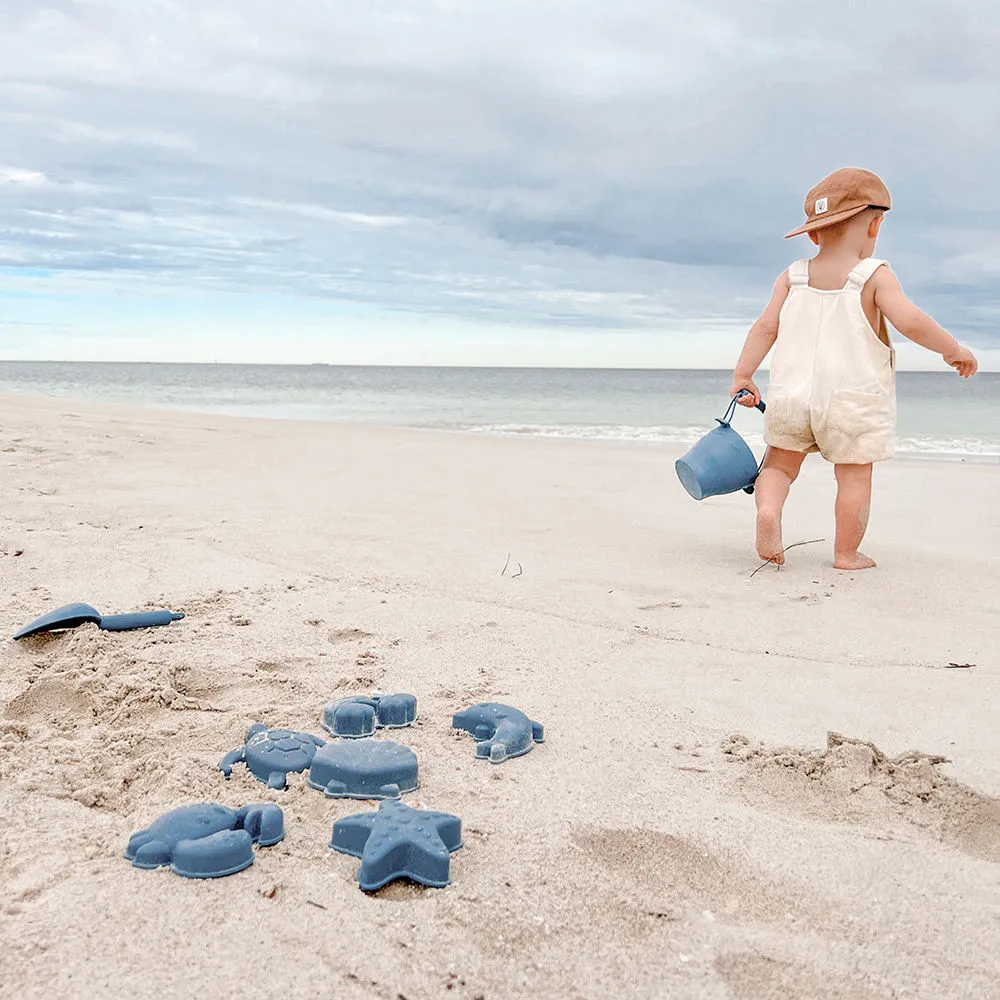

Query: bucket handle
[721,390,767,495]
[719,390,766,427]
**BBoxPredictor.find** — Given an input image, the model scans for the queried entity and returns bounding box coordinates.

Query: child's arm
[871,268,978,378]
[730,272,790,405]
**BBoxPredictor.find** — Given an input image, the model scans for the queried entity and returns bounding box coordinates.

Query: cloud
[0,167,48,186]
[0,0,998,363]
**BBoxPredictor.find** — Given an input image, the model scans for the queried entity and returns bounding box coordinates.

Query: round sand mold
[308,738,418,799]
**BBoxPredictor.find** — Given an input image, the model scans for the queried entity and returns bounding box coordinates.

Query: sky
[1,0,999,370]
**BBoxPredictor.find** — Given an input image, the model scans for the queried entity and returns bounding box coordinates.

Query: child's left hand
[730,377,761,406]
[943,344,978,378]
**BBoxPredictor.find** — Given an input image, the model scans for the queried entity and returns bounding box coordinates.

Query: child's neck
[814,239,876,262]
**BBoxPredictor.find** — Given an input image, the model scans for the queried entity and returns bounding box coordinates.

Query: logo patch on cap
[815,197,828,214]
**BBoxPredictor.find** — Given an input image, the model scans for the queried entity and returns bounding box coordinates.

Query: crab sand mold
[125,802,285,879]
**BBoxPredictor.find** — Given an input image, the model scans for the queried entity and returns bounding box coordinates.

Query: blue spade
[13,602,184,640]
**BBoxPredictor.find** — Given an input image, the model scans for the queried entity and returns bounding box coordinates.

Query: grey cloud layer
[1,0,998,342]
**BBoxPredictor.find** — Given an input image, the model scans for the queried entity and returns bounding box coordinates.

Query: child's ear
[808,231,820,246]
[868,214,883,238]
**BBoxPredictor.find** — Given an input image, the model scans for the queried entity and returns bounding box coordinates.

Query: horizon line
[0,359,996,374]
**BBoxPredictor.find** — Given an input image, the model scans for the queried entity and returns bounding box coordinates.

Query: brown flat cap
[785,167,891,238]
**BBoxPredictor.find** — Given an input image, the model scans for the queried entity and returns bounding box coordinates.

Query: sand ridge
[722,731,1000,862]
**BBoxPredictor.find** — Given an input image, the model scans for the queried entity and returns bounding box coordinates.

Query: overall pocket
[827,389,895,437]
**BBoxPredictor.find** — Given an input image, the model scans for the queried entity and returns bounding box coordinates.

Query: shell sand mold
[1,392,999,1000]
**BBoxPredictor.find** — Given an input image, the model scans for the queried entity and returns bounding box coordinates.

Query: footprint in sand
[714,953,895,1000]
[571,827,818,927]
[5,679,95,725]
[328,627,374,645]
[790,593,821,605]
[255,660,286,673]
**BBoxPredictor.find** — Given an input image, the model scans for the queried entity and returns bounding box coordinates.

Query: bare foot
[756,508,784,565]
[834,551,877,571]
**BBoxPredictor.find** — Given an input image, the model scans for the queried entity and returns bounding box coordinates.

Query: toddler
[730,167,978,570]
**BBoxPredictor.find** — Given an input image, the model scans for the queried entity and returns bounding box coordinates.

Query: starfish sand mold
[331,799,463,891]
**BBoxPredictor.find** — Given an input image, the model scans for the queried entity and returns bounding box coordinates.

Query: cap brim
[784,204,871,239]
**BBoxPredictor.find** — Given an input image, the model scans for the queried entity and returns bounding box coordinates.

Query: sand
[1,391,998,1000]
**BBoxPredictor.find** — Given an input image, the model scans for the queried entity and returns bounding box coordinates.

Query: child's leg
[754,447,806,564]
[833,463,876,570]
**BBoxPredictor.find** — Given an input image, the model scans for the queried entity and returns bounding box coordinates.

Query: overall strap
[846,257,893,349]
[844,257,887,291]
[787,259,810,286]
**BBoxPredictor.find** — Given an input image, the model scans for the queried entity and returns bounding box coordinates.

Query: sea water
[0,362,996,461]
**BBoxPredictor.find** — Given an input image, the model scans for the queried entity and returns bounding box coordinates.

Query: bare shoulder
[770,269,792,309]
[870,262,900,290]
[773,269,791,296]
[870,263,906,308]
[755,269,792,329]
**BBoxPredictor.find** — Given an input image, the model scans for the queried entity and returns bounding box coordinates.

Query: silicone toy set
[13,604,545,892]
[132,694,544,890]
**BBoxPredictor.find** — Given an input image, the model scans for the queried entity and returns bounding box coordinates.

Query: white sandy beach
[1,391,998,1000]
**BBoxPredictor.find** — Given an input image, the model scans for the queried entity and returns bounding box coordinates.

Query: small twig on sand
[749,538,826,580]
[512,562,523,578]
[945,662,975,669]
[500,553,511,576]
[305,899,327,910]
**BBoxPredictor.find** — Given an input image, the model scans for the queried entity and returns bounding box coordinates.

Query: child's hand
[730,377,761,406]
[943,344,978,378]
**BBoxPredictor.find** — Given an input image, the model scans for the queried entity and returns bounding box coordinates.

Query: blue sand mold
[219,724,326,789]
[125,802,285,879]
[452,703,544,763]
[370,693,418,728]
[324,699,376,738]
[321,693,417,738]
[331,798,462,891]
[308,738,418,799]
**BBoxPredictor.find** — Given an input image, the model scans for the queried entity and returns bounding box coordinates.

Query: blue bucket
[675,392,766,500]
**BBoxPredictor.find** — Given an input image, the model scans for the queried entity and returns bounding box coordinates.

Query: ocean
[0,362,997,462]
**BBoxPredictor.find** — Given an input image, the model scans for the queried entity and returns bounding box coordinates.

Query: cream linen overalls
[765,257,896,465]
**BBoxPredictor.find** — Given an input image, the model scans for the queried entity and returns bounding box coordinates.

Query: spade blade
[13,602,103,640]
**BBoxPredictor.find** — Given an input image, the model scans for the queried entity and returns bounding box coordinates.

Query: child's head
[785,168,890,251]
